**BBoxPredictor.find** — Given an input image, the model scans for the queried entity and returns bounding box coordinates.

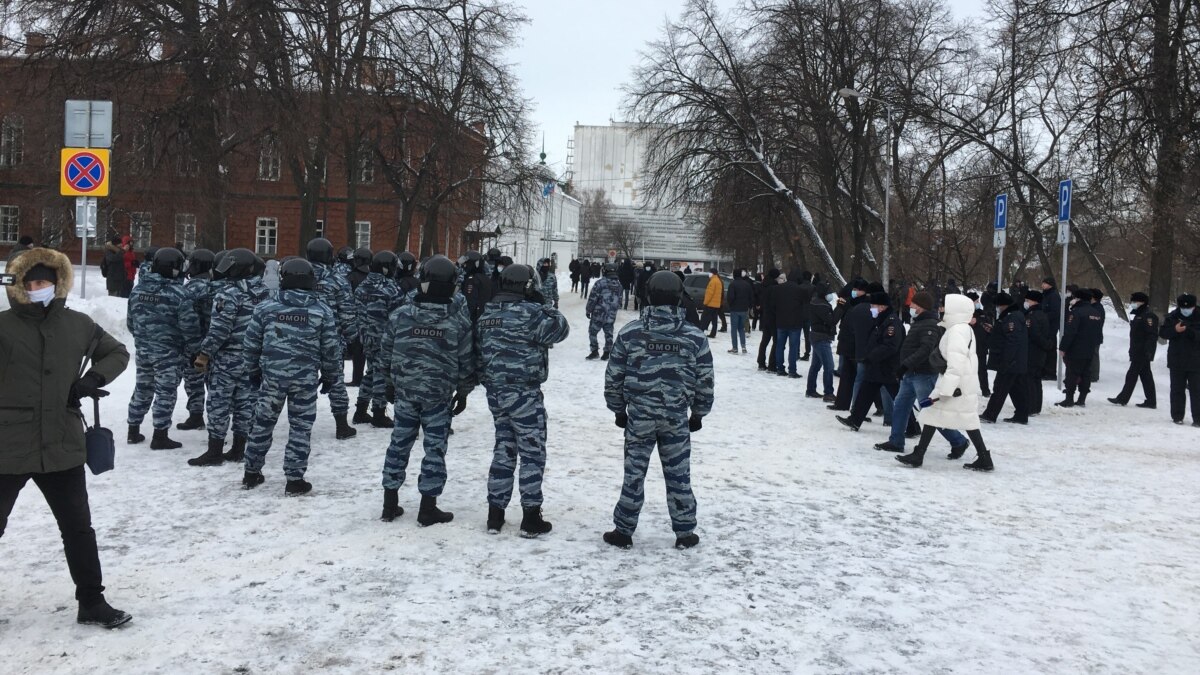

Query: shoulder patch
[646,341,682,354]
[478,317,503,329]
[276,312,309,326]
[886,325,896,337]
[411,326,446,339]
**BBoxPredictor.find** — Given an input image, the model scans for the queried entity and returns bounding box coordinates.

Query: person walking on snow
[585,263,623,360]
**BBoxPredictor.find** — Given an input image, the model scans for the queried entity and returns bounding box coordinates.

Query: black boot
[242,471,265,489]
[1108,397,1126,406]
[675,533,701,549]
[371,407,393,428]
[188,437,225,466]
[1056,392,1076,408]
[223,435,247,462]
[585,350,600,360]
[964,450,994,472]
[335,414,357,440]
[381,488,403,522]
[603,530,633,549]
[285,478,313,496]
[127,425,145,444]
[417,495,454,526]
[947,442,969,460]
[519,506,552,538]
[896,443,928,468]
[352,401,371,425]
[487,506,505,534]
[1076,391,1088,407]
[149,428,182,450]
[601,350,610,360]
[77,598,132,628]
[176,413,205,431]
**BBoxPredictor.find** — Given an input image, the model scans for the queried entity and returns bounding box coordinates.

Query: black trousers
[349,339,365,384]
[977,355,991,396]
[0,465,105,605]
[1169,368,1200,423]
[849,380,914,432]
[1115,358,1156,405]
[983,371,1029,421]
[580,279,591,297]
[832,358,855,410]
[700,308,721,337]
[1064,357,1094,396]
[757,323,777,370]
[1027,371,1044,415]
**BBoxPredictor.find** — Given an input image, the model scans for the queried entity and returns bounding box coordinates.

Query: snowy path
[2,273,1199,673]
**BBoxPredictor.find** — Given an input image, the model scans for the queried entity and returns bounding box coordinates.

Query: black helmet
[352,247,372,274]
[458,250,483,275]
[537,257,552,271]
[647,270,684,306]
[306,238,335,265]
[397,251,418,277]
[188,248,215,277]
[144,246,160,263]
[211,251,229,281]
[215,248,258,281]
[419,254,457,299]
[499,263,536,296]
[152,247,186,279]
[497,255,514,274]
[280,258,317,290]
[371,250,399,277]
[251,254,266,278]
[336,246,354,265]
[486,247,501,262]
[603,262,619,278]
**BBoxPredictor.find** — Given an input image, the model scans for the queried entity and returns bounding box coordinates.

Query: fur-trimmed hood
[5,247,74,305]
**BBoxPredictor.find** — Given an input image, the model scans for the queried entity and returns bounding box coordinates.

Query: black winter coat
[1127,305,1159,362]
[761,282,780,329]
[848,301,878,361]
[862,308,905,384]
[727,277,754,312]
[1059,302,1104,361]
[809,299,836,343]
[461,271,492,324]
[835,295,870,358]
[987,307,1028,374]
[972,308,992,358]
[1042,288,1062,334]
[1160,309,1200,372]
[772,281,807,330]
[898,311,942,376]
[1025,304,1054,372]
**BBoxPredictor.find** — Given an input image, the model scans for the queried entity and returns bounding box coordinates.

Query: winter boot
[675,533,701,549]
[947,442,969,460]
[335,414,357,440]
[149,428,183,450]
[585,350,600,360]
[417,495,454,526]
[835,416,860,432]
[487,506,505,534]
[1076,391,1088,407]
[285,478,313,496]
[223,435,247,462]
[603,530,633,549]
[127,425,145,445]
[964,450,994,472]
[176,413,205,431]
[187,438,226,467]
[381,488,403,522]
[1108,397,1126,406]
[77,598,132,629]
[519,506,552,538]
[1055,392,1076,408]
[371,407,393,429]
[896,443,928,468]
[352,401,371,425]
[241,471,265,489]
[601,350,610,360]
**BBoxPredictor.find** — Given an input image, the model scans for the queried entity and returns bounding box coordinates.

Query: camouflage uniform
[477,295,570,508]
[242,289,340,480]
[354,271,403,410]
[586,277,624,353]
[380,297,476,494]
[201,277,270,442]
[541,272,558,307]
[127,273,203,430]
[182,276,218,417]
[313,262,356,414]
[604,306,714,537]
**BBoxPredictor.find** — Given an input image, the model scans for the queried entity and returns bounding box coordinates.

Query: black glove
[452,392,469,416]
[614,412,628,428]
[385,383,396,403]
[894,365,908,379]
[248,371,263,389]
[688,414,703,432]
[554,300,560,309]
[529,290,546,305]
[320,378,335,394]
[69,372,109,406]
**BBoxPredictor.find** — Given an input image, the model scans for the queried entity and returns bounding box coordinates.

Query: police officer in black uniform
[981,292,1029,424]
[1160,293,1200,426]
[1109,292,1159,409]
[1057,288,1104,408]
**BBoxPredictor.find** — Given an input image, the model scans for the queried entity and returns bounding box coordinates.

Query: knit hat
[994,291,1014,307]
[869,291,891,306]
[1130,292,1149,304]
[23,263,58,285]
[1042,276,1056,287]
[1178,294,1197,309]
[912,291,935,312]
[966,291,980,301]
[1025,290,1043,302]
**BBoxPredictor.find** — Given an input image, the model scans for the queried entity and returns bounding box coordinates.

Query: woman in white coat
[897,293,993,471]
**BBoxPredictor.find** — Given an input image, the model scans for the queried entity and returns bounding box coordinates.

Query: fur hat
[1025,290,1043,303]
[994,292,1014,307]
[5,247,73,306]
[867,282,885,294]
[1072,288,1094,302]
[912,291,935,312]
[868,291,891,306]
[852,278,869,291]
[1130,291,1149,304]
[1177,294,1197,309]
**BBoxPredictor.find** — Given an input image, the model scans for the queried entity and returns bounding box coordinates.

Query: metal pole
[80,101,91,299]
[997,246,1004,291]
[1058,225,1069,390]
[883,104,891,285]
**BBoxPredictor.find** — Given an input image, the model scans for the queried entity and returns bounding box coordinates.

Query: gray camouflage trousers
[357,349,388,409]
[382,396,450,495]
[127,349,184,430]
[206,350,257,442]
[486,387,547,508]
[242,380,319,480]
[182,361,206,416]
[588,320,615,353]
[612,409,697,537]
[324,344,350,415]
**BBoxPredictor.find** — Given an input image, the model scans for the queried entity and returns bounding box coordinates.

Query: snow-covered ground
[3,267,1199,674]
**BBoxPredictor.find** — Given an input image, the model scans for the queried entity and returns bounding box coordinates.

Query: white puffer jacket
[918,294,981,431]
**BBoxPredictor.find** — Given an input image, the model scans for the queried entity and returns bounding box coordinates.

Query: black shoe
[757,364,767,371]
[874,441,903,452]
[822,395,837,403]
[800,354,810,361]
[835,416,859,432]
[979,415,997,424]
[675,533,700,549]
[223,435,246,462]
[896,448,926,467]
[381,489,403,522]
[487,506,505,534]
[964,451,994,472]
[788,372,801,379]
[1076,393,1088,407]
[601,351,610,361]
[1193,422,1200,428]
[981,391,992,398]
[806,392,822,399]
[417,495,454,526]
[947,443,969,460]
[371,407,393,428]
[285,479,313,496]
[127,425,145,445]
[519,506,552,538]
[905,429,922,439]
[149,428,183,450]
[1056,397,1076,408]
[188,438,226,467]
[718,327,727,333]
[603,530,633,549]
[586,350,600,360]
[346,379,362,388]
[242,471,265,489]
[352,402,372,425]
[827,404,848,411]
[176,413,205,431]
[1108,397,1126,406]
[1136,402,1156,409]
[1173,419,1184,425]
[1002,417,1028,425]
[77,599,132,629]
[335,414,357,440]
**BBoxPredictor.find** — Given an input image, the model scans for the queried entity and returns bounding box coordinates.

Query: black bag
[79,327,116,475]
[928,325,948,374]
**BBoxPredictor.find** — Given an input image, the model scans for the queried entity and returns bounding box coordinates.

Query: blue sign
[1058,179,1072,222]
[994,194,1008,230]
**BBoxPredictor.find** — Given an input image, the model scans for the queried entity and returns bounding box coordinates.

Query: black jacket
[835,295,871,358]
[1128,305,1159,362]
[760,281,780,328]
[680,290,703,329]
[987,306,1028,374]
[862,308,905,384]
[972,308,992,358]
[461,271,492,324]
[618,261,636,289]
[772,280,807,330]
[809,298,836,343]
[727,277,754,312]
[898,311,942,376]
[1025,303,1054,372]
[1160,309,1200,372]
[849,301,878,361]
[1042,288,1062,334]
[1059,302,1104,361]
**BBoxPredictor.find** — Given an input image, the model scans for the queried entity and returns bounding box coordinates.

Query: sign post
[993,193,1008,287]
[1056,179,1072,390]
[62,100,113,299]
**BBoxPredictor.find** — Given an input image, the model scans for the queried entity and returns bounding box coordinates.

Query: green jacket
[0,248,130,474]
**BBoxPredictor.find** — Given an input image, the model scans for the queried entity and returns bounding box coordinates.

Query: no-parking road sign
[60,148,110,197]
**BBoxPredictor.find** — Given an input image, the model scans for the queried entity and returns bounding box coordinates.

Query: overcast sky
[508,0,986,177]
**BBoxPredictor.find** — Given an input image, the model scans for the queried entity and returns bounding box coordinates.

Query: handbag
[79,327,116,476]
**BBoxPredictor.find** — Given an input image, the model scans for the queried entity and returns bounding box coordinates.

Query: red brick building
[0,50,483,262]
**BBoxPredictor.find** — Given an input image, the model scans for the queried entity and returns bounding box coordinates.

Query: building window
[258,136,281,181]
[0,115,22,167]
[130,212,152,249]
[256,217,278,256]
[0,205,19,243]
[176,148,199,177]
[175,213,197,251]
[314,219,324,239]
[357,142,374,183]
[355,221,371,249]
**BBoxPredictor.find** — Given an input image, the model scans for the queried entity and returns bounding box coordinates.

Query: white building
[494,185,580,270]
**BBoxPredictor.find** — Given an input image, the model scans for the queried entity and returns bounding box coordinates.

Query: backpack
[928,325,949,374]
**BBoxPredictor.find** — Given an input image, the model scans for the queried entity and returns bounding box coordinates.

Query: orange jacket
[703,274,723,308]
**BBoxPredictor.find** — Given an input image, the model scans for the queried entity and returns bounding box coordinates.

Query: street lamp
[838,87,893,285]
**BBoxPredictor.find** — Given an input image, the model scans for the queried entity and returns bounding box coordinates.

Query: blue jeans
[806,341,835,395]
[890,373,967,450]
[730,312,748,350]
[775,328,802,374]
[851,362,867,404]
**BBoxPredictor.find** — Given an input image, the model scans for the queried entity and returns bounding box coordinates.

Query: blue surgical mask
[870,307,880,318]
[1129,302,1143,313]
[28,286,56,306]
[1183,308,1195,317]
[975,302,983,310]
[851,290,862,298]
[825,293,836,303]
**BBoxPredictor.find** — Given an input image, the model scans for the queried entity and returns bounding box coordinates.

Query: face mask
[851,290,862,298]
[1024,301,1032,310]
[870,307,880,318]
[1130,302,1142,312]
[825,293,836,303]
[1183,308,1195,317]
[975,302,983,310]
[28,286,56,306]
[496,265,505,273]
